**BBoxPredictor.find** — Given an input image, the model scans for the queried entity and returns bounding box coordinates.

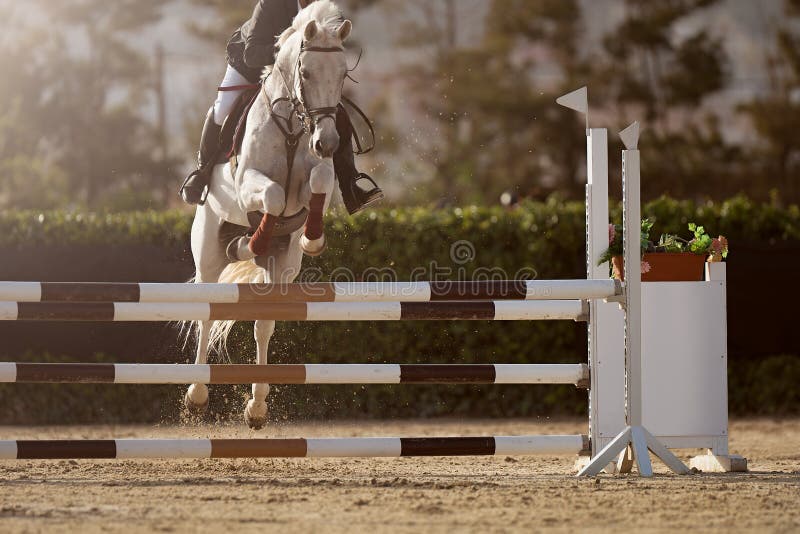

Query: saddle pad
[206,162,249,227]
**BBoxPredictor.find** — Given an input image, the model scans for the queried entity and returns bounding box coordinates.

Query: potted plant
[599,220,729,282]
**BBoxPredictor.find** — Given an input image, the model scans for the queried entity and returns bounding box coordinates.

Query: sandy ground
[0,418,798,533]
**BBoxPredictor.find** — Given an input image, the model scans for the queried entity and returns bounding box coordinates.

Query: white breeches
[213,65,251,126]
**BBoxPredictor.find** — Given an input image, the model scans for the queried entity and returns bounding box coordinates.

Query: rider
[180,0,383,215]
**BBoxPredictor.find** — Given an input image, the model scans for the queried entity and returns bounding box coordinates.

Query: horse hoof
[226,236,257,262]
[300,234,326,257]
[184,384,209,415]
[245,401,268,430]
[245,414,267,430]
[184,392,209,415]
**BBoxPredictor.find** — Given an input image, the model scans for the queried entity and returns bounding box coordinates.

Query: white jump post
[557,87,626,465]
[577,122,689,477]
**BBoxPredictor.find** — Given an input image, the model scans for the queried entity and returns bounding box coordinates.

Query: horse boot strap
[249,213,279,256]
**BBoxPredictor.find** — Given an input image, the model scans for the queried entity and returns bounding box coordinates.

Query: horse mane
[276,0,345,49]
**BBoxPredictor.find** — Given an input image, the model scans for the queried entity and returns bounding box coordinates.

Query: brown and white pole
[0,435,589,460]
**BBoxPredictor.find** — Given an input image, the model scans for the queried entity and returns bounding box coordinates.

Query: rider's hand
[244,44,273,68]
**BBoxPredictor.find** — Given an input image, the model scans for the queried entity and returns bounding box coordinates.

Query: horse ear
[337,20,352,42]
[304,20,318,41]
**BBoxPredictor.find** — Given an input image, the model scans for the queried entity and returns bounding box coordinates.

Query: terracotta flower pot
[612,253,706,282]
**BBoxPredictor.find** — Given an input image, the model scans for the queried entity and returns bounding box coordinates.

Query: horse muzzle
[313,138,338,159]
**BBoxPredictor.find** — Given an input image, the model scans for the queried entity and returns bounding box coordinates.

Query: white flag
[556,86,588,115]
[620,121,641,150]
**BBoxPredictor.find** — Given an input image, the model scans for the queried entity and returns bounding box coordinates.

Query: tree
[737,0,800,202]
[599,0,725,126]
[0,0,178,210]
[595,0,739,200]
[354,0,591,205]
[186,0,255,44]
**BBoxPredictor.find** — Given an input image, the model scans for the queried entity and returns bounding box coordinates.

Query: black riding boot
[334,105,384,215]
[180,107,222,205]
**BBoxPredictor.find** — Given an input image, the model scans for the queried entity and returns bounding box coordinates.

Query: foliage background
[0,0,798,209]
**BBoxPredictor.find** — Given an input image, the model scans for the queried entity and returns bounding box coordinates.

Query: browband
[301,44,345,53]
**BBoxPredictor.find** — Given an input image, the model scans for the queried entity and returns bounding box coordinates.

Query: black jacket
[227,0,298,83]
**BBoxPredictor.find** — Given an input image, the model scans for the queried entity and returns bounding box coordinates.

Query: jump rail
[0,280,620,303]
[0,363,590,386]
[0,300,588,322]
[0,435,590,459]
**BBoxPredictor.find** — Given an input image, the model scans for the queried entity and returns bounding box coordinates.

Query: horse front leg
[300,159,335,257]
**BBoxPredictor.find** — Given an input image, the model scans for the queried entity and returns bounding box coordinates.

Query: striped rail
[0,300,588,322]
[0,363,590,386]
[0,435,589,459]
[0,280,620,303]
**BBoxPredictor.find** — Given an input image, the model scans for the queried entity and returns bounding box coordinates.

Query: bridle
[295,44,345,130]
[267,41,345,144]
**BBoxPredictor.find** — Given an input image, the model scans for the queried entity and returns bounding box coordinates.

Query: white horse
[185,1,352,429]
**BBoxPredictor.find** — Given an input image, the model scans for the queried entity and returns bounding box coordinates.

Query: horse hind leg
[186,204,227,414]
[185,319,212,413]
[244,319,275,430]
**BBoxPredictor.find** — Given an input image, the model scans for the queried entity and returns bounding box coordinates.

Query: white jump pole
[577,122,689,477]
[0,362,591,386]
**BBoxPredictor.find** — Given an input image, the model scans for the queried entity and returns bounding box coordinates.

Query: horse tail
[207,260,264,355]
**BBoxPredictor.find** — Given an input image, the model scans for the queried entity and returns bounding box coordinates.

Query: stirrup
[350,173,384,214]
[355,173,381,192]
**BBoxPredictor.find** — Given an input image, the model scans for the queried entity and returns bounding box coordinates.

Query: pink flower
[709,236,729,262]
[641,261,651,274]
[712,236,728,254]
[608,224,616,245]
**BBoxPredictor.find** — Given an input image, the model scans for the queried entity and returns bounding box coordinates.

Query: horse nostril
[315,140,324,154]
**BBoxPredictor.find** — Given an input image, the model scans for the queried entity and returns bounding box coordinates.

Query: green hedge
[1,194,798,253]
[0,195,798,424]
[0,210,192,247]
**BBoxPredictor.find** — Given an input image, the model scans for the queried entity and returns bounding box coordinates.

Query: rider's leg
[333,105,384,215]
[180,65,250,205]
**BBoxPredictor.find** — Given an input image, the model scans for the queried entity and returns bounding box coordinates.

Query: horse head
[277,2,352,159]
